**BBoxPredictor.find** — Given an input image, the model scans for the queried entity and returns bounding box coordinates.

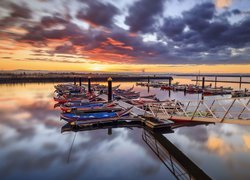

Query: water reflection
[61,122,211,179]
[0,80,250,179]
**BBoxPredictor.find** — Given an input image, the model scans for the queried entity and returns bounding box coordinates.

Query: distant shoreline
[0,75,173,84]
[1,72,250,84]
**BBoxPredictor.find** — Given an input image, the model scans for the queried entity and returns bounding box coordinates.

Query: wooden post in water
[201,77,205,100]
[196,75,198,86]
[202,77,205,89]
[169,77,172,86]
[74,77,76,85]
[147,76,150,92]
[108,77,112,102]
[184,86,187,96]
[88,76,91,93]
[239,76,242,90]
[108,128,112,135]
[215,76,217,88]
[79,77,82,86]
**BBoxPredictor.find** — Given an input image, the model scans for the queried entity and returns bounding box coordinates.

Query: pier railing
[144,97,250,124]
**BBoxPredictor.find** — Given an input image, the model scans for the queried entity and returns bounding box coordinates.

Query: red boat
[161,85,172,90]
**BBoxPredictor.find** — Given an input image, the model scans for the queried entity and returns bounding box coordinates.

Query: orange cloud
[215,0,232,8]
[206,136,233,156]
[243,135,250,150]
[106,37,134,50]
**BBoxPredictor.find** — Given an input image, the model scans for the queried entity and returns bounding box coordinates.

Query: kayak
[60,102,116,112]
[60,107,132,122]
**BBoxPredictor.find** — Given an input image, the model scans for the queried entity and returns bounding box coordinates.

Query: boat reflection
[61,122,211,180]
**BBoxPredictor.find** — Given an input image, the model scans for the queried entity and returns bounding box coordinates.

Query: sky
[0,0,250,73]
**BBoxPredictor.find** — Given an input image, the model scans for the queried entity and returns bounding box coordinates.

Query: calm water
[0,77,250,179]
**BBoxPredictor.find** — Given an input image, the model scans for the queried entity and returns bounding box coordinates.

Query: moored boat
[60,107,133,122]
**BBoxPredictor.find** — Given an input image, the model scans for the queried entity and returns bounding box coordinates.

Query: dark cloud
[125,0,165,33]
[161,17,185,37]
[53,44,77,54]
[10,3,32,19]
[0,2,32,29]
[77,0,119,27]
[183,2,215,32]
[20,23,82,45]
[177,125,209,143]
[41,16,67,28]
[232,9,241,15]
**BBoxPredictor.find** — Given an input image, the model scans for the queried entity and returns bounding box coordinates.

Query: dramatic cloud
[183,2,215,32]
[41,16,68,28]
[125,0,165,33]
[161,17,185,37]
[77,0,119,27]
[1,0,250,66]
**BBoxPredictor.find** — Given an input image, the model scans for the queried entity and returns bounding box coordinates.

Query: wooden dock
[192,79,250,84]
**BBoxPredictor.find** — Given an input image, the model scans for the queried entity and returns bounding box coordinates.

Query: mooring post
[239,76,242,90]
[108,128,112,135]
[184,86,187,96]
[79,77,82,86]
[215,76,217,88]
[147,76,150,86]
[202,77,205,100]
[108,77,112,102]
[202,77,205,89]
[88,76,91,93]
[169,77,172,86]
[196,75,198,86]
[74,77,76,85]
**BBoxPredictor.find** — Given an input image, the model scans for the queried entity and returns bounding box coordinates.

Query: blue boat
[60,102,116,112]
[60,107,133,122]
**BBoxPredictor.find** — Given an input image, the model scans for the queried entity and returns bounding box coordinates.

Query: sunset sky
[0,0,250,73]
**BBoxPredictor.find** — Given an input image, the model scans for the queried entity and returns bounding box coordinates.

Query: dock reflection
[61,122,211,180]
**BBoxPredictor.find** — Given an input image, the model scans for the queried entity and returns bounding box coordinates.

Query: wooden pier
[0,74,173,84]
[192,79,250,84]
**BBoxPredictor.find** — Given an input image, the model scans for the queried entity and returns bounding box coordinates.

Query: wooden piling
[79,77,82,86]
[202,77,205,100]
[108,77,112,102]
[74,77,76,85]
[215,76,217,88]
[239,76,242,89]
[108,128,112,135]
[169,77,172,86]
[88,76,91,93]
[202,77,205,89]
[184,86,187,96]
[148,76,150,86]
